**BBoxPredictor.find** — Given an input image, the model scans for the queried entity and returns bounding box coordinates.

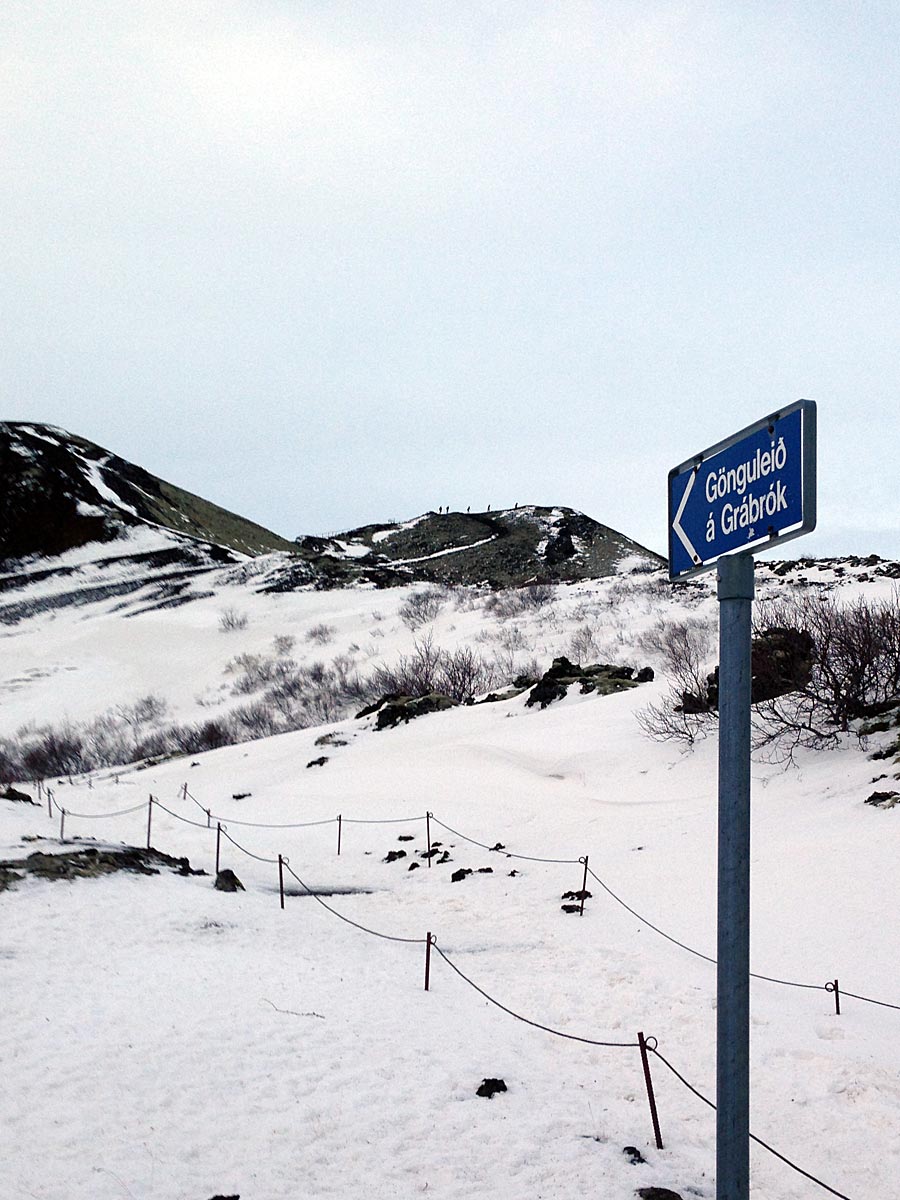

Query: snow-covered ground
[2,551,899,1199]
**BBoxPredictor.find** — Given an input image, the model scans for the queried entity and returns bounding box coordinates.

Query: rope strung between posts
[44,787,900,1014]
[219,826,279,865]
[209,813,336,829]
[648,1047,855,1200]
[431,942,638,1048]
[430,816,581,864]
[282,862,425,944]
[586,865,825,992]
[31,780,887,1194]
[152,799,214,830]
[46,798,147,820]
[835,988,900,1013]
[340,815,427,825]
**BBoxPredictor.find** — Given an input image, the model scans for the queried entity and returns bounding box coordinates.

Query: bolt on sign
[668,400,817,580]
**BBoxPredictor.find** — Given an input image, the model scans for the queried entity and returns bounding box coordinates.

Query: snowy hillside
[2,549,900,1199]
[0,423,662,591]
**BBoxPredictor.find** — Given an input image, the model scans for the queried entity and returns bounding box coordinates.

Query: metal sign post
[668,401,816,1200]
[716,551,754,1200]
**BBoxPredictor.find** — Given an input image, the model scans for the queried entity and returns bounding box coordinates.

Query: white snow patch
[17,424,64,446]
[392,534,497,564]
[80,459,139,517]
[371,514,430,543]
[330,540,373,559]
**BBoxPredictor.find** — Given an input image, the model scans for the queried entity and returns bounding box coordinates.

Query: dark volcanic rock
[865,790,900,809]
[358,692,459,730]
[0,845,205,886]
[636,1189,684,1200]
[214,869,244,892]
[751,626,814,703]
[1,786,36,805]
[526,657,650,709]
[476,1078,507,1099]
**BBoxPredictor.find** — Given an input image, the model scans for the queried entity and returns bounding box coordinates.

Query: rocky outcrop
[0,844,204,890]
[525,657,654,710]
[357,692,459,731]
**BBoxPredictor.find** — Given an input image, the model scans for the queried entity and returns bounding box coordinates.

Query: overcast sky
[3,2,899,559]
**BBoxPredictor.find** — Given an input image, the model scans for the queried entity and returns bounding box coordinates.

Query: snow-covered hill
[0,423,662,592]
[2,546,900,1199]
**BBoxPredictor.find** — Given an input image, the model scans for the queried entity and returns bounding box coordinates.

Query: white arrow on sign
[672,469,701,564]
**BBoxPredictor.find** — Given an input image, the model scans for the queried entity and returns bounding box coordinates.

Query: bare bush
[369,634,498,704]
[272,633,296,656]
[569,625,601,664]
[751,588,900,759]
[439,647,497,703]
[484,583,555,621]
[225,652,292,695]
[306,622,336,645]
[218,607,249,632]
[371,633,443,696]
[116,694,169,728]
[399,589,445,629]
[20,724,90,778]
[637,618,717,745]
[639,588,900,757]
[232,700,283,739]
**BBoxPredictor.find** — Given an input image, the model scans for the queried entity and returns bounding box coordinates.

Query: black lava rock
[476,1078,507,1099]
[214,869,244,892]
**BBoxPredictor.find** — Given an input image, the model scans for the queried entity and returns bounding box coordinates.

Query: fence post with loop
[826,978,841,1015]
[59,806,66,842]
[278,854,285,910]
[146,796,154,850]
[426,812,432,867]
[638,1032,664,1150]
[424,932,433,991]
[337,814,342,856]
[579,855,589,916]
[215,822,222,875]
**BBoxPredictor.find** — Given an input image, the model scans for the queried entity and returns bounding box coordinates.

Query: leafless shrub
[637,618,717,746]
[20,724,90,779]
[751,588,900,760]
[569,625,601,664]
[484,583,555,621]
[368,635,500,703]
[225,653,291,695]
[439,646,497,702]
[272,633,296,656]
[449,585,481,612]
[370,633,443,696]
[639,588,900,757]
[232,700,283,739]
[399,589,445,629]
[218,607,249,632]
[114,694,170,734]
[306,622,336,645]
[171,718,234,754]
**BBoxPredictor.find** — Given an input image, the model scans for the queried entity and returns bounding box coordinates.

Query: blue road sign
[668,400,816,580]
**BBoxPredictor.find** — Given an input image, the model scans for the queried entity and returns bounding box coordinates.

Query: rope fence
[42,783,900,1017]
[34,781,870,1199]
